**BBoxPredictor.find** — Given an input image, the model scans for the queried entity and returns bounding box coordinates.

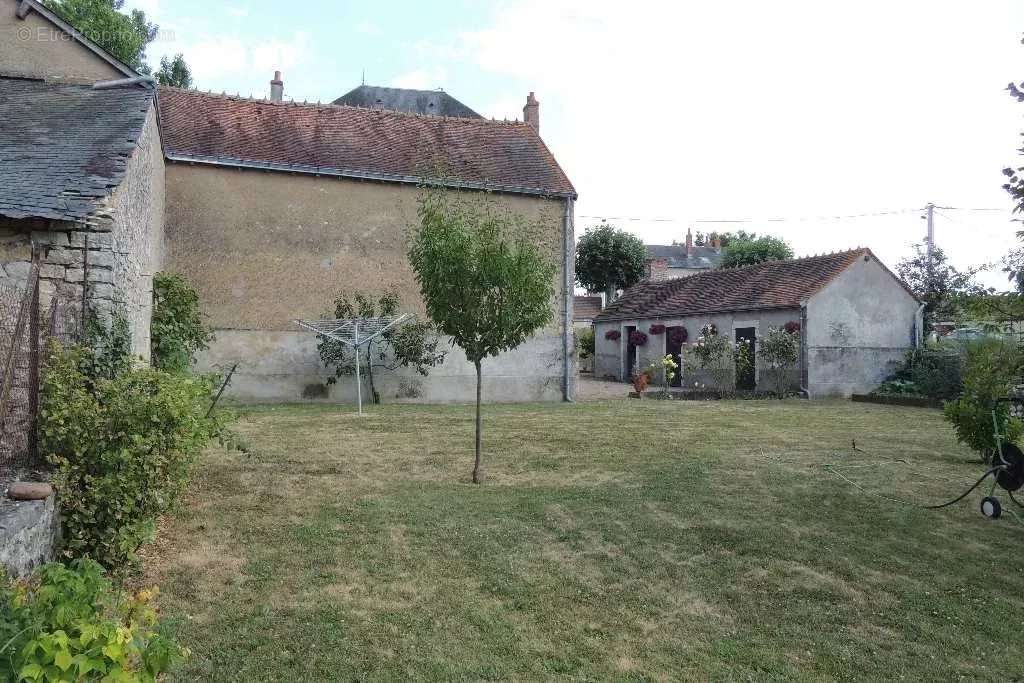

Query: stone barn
[592,249,923,398]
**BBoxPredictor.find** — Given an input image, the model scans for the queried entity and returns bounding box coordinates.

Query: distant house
[333,84,483,118]
[573,295,603,329]
[645,229,723,280]
[593,249,923,398]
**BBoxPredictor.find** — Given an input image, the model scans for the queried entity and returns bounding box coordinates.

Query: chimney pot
[713,236,722,253]
[523,91,539,133]
[270,71,284,102]
[685,228,693,257]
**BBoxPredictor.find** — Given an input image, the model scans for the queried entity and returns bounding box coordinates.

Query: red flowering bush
[649,324,666,335]
[629,330,648,346]
[605,329,621,341]
[784,320,801,334]
[632,371,650,394]
[668,326,688,345]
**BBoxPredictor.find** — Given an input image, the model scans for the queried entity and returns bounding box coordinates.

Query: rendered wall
[0,1,123,82]
[593,308,801,391]
[164,164,573,402]
[804,254,918,397]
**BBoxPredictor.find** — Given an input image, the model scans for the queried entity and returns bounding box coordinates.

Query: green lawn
[146,399,1024,681]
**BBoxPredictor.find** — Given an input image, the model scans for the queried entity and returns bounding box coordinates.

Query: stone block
[7,483,53,501]
[38,264,65,279]
[69,232,113,249]
[3,261,31,279]
[30,231,69,247]
[88,283,115,300]
[43,248,82,267]
[86,250,114,269]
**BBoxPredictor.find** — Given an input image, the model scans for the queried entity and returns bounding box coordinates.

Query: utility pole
[924,202,935,281]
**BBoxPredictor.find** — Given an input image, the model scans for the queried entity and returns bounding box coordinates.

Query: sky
[129,0,1024,290]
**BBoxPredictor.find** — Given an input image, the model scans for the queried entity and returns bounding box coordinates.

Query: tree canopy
[45,0,156,71]
[409,187,556,483]
[155,53,192,88]
[718,235,793,269]
[896,243,985,323]
[575,222,646,300]
[1002,34,1024,292]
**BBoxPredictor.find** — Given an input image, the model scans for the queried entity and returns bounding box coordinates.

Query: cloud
[354,20,381,36]
[390,66,447,90]
[224,5,249,19]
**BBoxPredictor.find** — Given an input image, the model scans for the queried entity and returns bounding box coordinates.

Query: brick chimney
[646,258,670,281]
[685,228,693,257]
[270,70,283,102]
[523,92,539,133]
[712,236,722,253]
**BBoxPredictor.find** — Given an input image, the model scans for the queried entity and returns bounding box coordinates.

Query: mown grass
[145,399,1024,681]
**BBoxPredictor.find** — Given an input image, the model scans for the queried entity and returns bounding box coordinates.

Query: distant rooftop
[645,243,724,272]
[332,84,482,119]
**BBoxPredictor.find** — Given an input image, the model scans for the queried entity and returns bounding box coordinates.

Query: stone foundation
[0,489,59,577]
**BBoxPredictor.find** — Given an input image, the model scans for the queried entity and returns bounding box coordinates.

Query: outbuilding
[592,248,923,398]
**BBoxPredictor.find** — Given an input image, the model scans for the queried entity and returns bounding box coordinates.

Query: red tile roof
[574,295,603,321]
[156,87,575,197]
[595,249,909,322]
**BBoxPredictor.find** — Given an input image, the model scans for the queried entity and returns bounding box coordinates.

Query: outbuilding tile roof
[156,88,576,197]
[595,249,884,322]
[0,78,153,221]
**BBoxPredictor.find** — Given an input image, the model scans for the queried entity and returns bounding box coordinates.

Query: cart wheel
[980,496,1002,519]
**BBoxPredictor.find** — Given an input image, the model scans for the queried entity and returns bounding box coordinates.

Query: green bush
[151,272,213,374]
[577,328,595,360]
[38,342,222,571]
[943,339,1024,459]
[0,559,186,681]
[875,348,963,400]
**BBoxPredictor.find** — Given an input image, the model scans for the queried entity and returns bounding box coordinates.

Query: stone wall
[0,491,59,578]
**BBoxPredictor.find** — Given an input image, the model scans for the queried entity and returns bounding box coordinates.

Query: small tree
[46,0,157,71]
[317,291,446,403]
[719,236,793,269]
[151,272,213,373]
[155,53,193,88]
[575,222,646,302]
[410,187,556,483]
[758,326,799,397]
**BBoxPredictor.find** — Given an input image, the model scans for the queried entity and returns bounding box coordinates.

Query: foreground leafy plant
[39,342,222,571]
[944,338,1024,460]
[0,559,186,681]
[758,326,799,397]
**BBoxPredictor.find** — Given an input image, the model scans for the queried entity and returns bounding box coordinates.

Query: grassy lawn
[145,399,1024,681]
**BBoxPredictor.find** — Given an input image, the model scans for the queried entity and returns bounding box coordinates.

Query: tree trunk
[605,284,616,303]
[472,359,483,484]
[365,345,379,404]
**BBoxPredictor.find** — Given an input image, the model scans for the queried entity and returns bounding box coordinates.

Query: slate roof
[595,249,899,322]
[333,85,482,119]
[0,78,153,221]
[574,295,603,322]
[646,244,723,271]
[156,88,576,197]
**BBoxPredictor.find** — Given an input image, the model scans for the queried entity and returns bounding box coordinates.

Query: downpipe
[562,196,575,402]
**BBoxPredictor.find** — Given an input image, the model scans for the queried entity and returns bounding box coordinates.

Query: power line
[577,205,1009,226]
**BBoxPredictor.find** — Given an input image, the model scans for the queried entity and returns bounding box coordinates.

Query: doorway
[734,326,756,390]
[665,326,684,387]
[625,325,637,380]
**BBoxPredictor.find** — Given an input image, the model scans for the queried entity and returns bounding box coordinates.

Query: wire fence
[0,261,81,476]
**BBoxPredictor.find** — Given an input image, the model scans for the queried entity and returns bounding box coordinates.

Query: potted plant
[605,329,622,341]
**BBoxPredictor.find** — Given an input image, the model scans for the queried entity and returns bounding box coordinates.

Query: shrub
[685,331,736,391]
[605,329,621,341]
[151,272,213,373]
[39,342,222,571]
[648,323,666,335]
[632,370,651,394]
[0,559,186,681]
[629,330,648,347]
[874,348,963,400]
[577,328,595,359]
[758,326,799,396]
[944,339,1024,459]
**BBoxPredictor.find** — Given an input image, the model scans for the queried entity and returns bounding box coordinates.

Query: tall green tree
[151,272,213,373]
[410,187,556,484]
[1003,34,1024,291]
[155,53,193,88]
[45,0,157,71]
[317,290,446,404]
[575,222,646,301]
[896,243,985,323]
[718,235,793,268]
